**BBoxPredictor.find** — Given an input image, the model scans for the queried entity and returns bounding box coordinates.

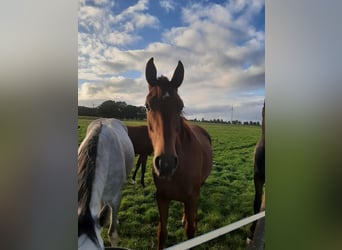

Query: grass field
[78,116,261,250]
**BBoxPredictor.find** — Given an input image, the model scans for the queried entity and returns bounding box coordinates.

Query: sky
[78,0,265,122]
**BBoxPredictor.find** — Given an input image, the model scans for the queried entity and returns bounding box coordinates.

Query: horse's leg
[248,193,265,249]
[249,174,264,240]
[99,203,111,227]
[132,155,141,184]
[140,154,148,188]
[182,207,186,226]
[156,193,170,250]
[183,196,198,239]
[108,192,122,246]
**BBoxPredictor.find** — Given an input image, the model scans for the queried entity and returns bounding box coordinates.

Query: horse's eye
[179,104,184,113]
[178,101,184,113]
[148,122,153,132]
[145,103,151,111]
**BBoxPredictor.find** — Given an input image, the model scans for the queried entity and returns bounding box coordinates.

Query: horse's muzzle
[153,155,178,178]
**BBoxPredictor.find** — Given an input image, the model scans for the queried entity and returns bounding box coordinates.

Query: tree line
[78,100,146,120]
[191,118,260,126]
[78,100,260,126]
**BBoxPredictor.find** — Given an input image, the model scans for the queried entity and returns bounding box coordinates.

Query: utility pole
[231,105,234,123]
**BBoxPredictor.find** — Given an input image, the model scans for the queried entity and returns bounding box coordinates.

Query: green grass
[78,116,261,249]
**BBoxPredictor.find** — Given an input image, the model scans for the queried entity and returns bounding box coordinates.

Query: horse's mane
[78,122,102,246]
[157,75,169,82]
[180,117,212,145]
[180,117,193,141]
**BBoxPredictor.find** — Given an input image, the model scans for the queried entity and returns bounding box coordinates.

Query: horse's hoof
[109,230,120,246]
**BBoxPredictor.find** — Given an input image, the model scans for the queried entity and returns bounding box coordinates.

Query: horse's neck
[178,119,192,144]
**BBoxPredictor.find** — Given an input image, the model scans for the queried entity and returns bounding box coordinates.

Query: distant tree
[78,106,97,116]
[97,100,117,118]
[136,106,146,120]
[124,105,135,119]
[80,99,260,124]
[116,101,127,119]
[232,120,241,125]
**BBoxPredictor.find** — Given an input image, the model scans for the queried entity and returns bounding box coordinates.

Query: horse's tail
[78,122,102,246]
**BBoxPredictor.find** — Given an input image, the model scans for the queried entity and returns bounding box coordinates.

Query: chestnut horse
[144,57,212,249]
[127,125,153,188]
[248,101,265,243]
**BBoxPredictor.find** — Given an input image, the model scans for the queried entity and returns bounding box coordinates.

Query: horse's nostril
[174,157,178,167]
[155,156,161,170]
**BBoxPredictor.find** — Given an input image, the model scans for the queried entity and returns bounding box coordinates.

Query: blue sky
[78,0,265,121]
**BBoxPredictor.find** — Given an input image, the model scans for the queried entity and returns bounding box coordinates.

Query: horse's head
[145,57,184,179]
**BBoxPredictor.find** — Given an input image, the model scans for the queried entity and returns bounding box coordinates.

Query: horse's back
[88,119,134,201]
[127,125,153,154]
[99,119,134,175]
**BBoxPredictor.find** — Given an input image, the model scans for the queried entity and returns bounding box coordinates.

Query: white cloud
[78,0,265,121]
[78,5,104,33]
[160,0,176,12]
[160,1,264,93]
[106,32,141,46]
[93,0,109,6]
[78,77,147,107]
[134,13,159,28]
[78,0,160,83]
[112,0,159,31]
[125,0,149,13]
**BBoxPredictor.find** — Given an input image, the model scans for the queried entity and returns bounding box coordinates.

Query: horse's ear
[98,204,110,227]
[145,57,157,86]
[171,60,184,88]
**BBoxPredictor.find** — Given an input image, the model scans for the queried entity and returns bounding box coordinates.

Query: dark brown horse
[247,193,265,249]
[127,125,153,188]
[145,57,212,249]
[248,101,265,243]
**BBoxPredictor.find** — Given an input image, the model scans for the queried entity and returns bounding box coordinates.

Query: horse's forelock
[147,80,181,102]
